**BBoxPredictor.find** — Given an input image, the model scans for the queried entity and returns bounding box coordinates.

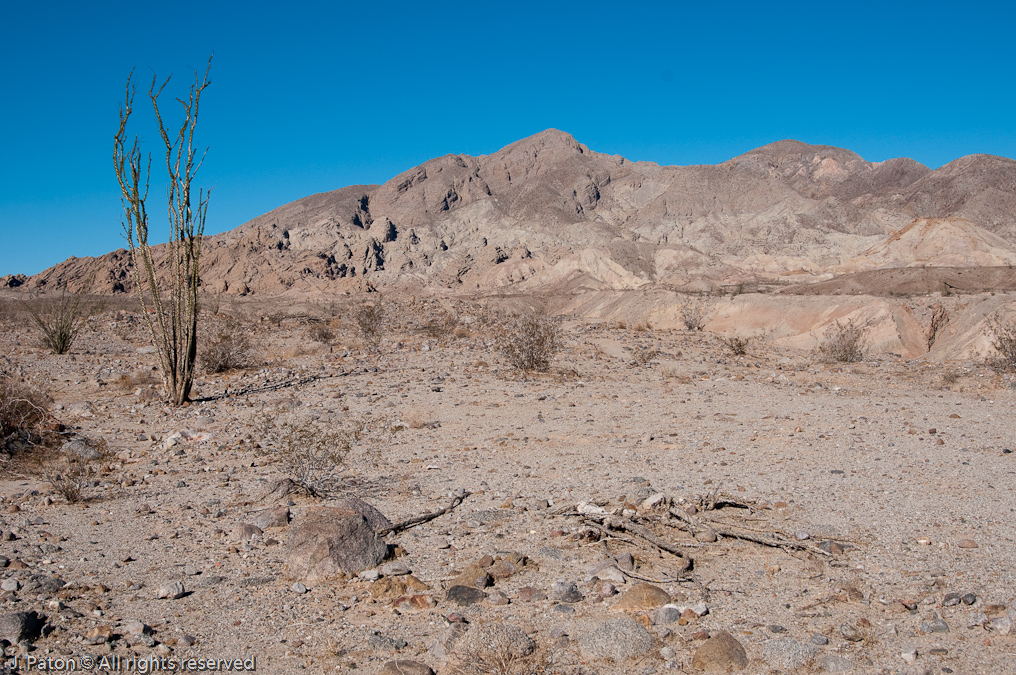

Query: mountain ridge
[22,129,1016,296]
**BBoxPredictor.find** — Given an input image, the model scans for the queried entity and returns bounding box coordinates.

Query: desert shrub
[486,310,562,372]
[680,297,710,331]
[817,319,865,363]
[201,325,257,373]
[115,369,160,391]
[306,321,334,344]
[43,441,107,503]
[721,335,752,356]
[352,299,386,354]
[0,370,49,445]
[631,347,659,365]
[632,321,651,332]
[420,311,459,339]
[256,413,391,498]
[987,314,1016,372]
[23,281,100,354]
[450,621,546,675]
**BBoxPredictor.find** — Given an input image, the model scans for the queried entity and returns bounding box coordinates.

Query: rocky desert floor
[0,294,1014,675]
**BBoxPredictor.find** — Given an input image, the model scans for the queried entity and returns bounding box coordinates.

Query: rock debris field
[0,298,1014,674]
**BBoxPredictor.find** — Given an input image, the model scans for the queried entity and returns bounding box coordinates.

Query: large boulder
[333,497,393,532]
[287,507,388,579]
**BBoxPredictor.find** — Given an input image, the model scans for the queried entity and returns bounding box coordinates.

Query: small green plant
[23,280,99,354]
[817,319,866,363]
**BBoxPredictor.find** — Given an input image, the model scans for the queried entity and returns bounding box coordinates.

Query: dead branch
[580,514,691,571]
[378,491,471,537]
[668,508,829,556]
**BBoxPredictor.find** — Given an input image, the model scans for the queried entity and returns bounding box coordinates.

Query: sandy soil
[0,297,1014,674]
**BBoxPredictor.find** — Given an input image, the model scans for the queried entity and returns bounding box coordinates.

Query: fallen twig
[378,491,471,537]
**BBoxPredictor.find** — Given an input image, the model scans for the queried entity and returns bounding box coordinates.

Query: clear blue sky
[2,0,1013,276]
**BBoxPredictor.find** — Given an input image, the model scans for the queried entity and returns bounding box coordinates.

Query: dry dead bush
[942,370,962,385]
[817,319,866,363]
[403,408,440,430]
[680,297,710,331]
[420,311,460,339]
[987,313,1016,372]
[256,413,393,498]
[115,369,160,391]
[0,370,50,447]
[485,310,562,372]
[450,622,546,675]
[631,347,659,365]
[44,444,107,503]
[632,321,651,332]
[201,321,258,373]
[352,299,386,354]
[23,281,101,354]
[721,335,752,356]
[306,321,334,344]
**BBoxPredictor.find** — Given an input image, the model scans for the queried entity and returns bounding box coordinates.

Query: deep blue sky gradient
[2,0,1013,275]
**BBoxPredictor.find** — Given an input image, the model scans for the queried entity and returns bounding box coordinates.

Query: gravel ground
[0,300,1014,674]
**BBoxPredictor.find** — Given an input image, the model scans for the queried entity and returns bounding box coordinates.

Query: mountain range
[20,129,1016,297]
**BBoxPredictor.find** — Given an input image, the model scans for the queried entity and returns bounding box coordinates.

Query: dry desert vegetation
[0,289,1014,675]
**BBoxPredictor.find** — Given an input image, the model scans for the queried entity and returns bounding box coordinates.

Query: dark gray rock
[286,508,388,579]
[0,611,44,643]
[446,585,487,606]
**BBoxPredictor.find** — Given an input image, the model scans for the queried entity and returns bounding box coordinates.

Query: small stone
[900,648,918,663]
[550,581,583,603]
[380,561,411,577]
[123,620,150,635]
[517,587,546,602]
[768,624,787,633]
[359,569,381,582]
[811,634,829,645]
[956,539,978,549]
[962,592,977,605]
[446,585,487,606]
[695,528,718,543]
[487,590,510,605]
[987,617,1013,635]
[817,654,854,672]
[291,582,307,594]
[372,577,408,603]
[179,634,197,647]
[929,648,948,656]
[817,540,845,554]
[382,661,434,675]
[692,631,749,672]
[0,611,44,643]
[393,594,437,611]
[0,579,19,592]
[615,583,671,610]
[156,581,185,599]
[552,603,575,615]
[615,552,635,572]
[943,592,961,607]
[794,530,810,540]
[660,646,676,660]
[654,605,682,625]
[839,623,863,642]
[451,565,492,589]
